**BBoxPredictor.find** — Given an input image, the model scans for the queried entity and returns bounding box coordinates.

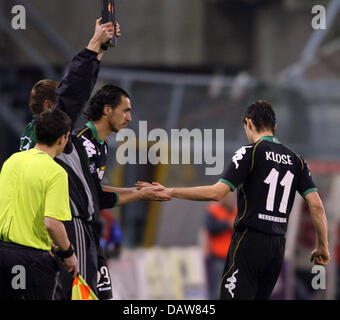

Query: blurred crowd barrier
[108,246,207,300]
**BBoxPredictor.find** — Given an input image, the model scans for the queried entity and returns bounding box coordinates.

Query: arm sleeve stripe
[218,178,236,191]
[302,187,318,198]
[114,192,120,207]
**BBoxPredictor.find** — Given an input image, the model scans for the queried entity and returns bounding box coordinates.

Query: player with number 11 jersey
[220,135,316,236]
[136,100,329,300]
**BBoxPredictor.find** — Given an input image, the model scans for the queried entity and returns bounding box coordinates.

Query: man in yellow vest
[0,109,78,300]
[205,193,237,299]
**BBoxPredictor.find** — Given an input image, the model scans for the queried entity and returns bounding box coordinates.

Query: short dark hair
[36,109,71,147]
[29,79,59,115]
[84,85,130,121]
[244,100,276,134]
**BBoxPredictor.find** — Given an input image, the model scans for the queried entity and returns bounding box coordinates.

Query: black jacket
[54,49,118,221]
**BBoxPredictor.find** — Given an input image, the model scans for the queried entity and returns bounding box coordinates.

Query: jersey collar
[86,121,105,145]
[258,136,280,144]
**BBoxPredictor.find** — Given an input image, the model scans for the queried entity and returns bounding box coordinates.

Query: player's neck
[91,120,110,141]
[34,143,57,158]
[252,130,275,143]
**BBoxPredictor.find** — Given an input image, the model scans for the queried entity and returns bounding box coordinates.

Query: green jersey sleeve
[19,120,37,151]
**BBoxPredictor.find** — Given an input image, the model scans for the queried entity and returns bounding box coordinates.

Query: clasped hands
[135,181,172,202]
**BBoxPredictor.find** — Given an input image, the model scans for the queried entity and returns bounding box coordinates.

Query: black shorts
[0,241,60,300]
[58,218,112,300]
[219,228,286,300]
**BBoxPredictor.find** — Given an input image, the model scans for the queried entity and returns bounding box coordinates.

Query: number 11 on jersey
[264,168,294,214]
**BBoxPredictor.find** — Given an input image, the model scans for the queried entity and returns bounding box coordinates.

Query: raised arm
[92,21,121,61]
[55,19,119,125]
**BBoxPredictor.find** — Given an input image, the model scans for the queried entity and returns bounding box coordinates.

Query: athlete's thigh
[219,230,258,300]
[58,220,78,299]
[79,221,98,295]
[255,237,285,300]
[97,249,113,300]
[59,219,98,297]
[254,268,281,300]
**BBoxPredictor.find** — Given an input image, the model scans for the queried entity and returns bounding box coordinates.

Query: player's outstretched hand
[310,247,330,266]
[139,186,171,201]
[135,181,165,190]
